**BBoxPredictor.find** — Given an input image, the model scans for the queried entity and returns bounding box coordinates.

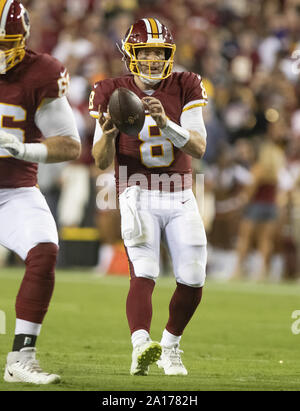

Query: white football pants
[0,187,58,261]
[121,188,207,287]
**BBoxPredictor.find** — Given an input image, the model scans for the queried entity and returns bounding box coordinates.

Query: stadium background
[1,0,300,282]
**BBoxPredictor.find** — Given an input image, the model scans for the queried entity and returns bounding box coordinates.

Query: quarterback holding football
[0,0,81,384]
[91,18,208,376]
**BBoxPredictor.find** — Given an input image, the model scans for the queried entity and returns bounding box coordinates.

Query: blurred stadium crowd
[1,0,300,281]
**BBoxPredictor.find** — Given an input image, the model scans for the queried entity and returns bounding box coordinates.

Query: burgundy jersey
[0,49,69,188]
[89,72,208,192]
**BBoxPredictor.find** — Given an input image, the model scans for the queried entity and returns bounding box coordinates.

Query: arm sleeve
[34,96,81,142]
[180,104,207,140]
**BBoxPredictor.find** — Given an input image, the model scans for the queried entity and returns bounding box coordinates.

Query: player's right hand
[142,97,167,129]
[98,105,119,139]
[0,130,25,159]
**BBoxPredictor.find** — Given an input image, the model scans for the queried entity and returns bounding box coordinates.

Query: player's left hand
[0,130,25,158]
[142,97,167,129]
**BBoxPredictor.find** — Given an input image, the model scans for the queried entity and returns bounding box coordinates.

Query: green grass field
[0,267,299,391]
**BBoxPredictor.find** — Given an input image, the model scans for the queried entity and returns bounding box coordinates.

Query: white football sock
[131,329,150,348]
[160,329,181,348]
[15,319,42,336]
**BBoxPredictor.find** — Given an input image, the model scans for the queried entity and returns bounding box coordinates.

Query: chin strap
[139,76,162,86]
[116,42,130,72]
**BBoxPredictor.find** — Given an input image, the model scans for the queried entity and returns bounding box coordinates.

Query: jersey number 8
[139,115,175,168]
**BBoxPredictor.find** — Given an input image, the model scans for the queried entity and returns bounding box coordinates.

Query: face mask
[0,50,7,74]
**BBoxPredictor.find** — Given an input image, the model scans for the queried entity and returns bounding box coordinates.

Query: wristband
[22,143,48,163]
[161,119,190,148]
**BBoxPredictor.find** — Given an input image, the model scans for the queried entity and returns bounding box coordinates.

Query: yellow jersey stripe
[182,103,207,112]
[90,112,100,119]
[148,18,159,39]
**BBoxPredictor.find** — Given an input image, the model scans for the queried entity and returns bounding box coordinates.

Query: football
[108,88,145,137]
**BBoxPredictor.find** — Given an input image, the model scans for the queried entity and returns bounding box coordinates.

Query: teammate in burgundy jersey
[0,49,72,187]
[91,18,208,376]
[0,1,81,384]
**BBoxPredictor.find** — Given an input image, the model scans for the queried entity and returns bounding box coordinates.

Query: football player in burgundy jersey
[90,18,208,376]
[0,0,81,384]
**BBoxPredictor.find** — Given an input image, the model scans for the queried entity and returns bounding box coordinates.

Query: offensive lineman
[90,18,208,376]
[0,0,81,384]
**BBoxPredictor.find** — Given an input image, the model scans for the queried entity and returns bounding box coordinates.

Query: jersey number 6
[57,70,70,98]
[0,103,26,157]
